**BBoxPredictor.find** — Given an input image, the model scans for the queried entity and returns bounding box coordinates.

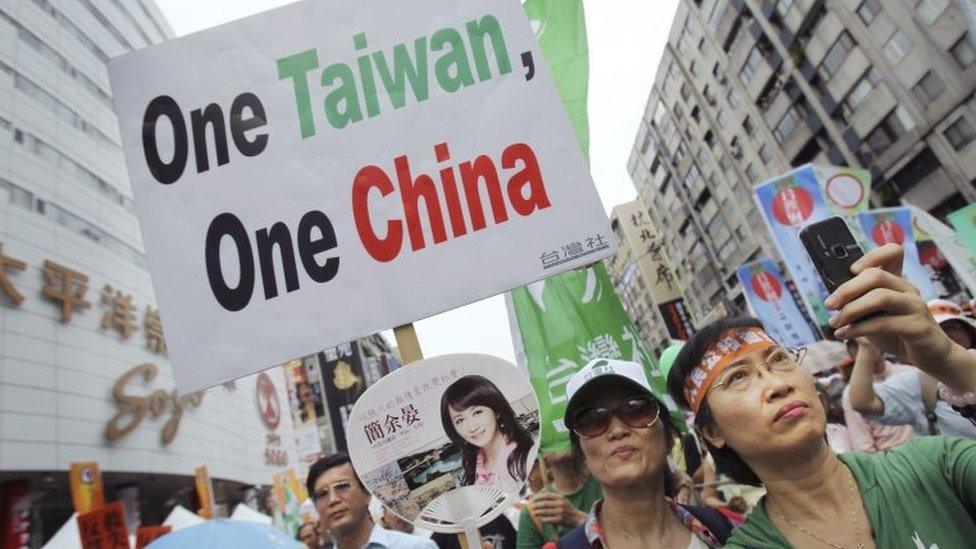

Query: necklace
[772,467,867,549]
[601,514,638,540]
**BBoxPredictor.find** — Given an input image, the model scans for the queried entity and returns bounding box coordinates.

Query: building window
[884,30,913,64]
[844,67,882,113]
[857,0,881,26]
[691,105,701,123]
[739,47,764,85]
[698,37,711,58]
[818,32,855,81]
[775,0,795,17]
[690,59,701,76]
[775,105,802,142]
[708,0,728,30]
[653,101,667,126]
[681,83,691,102]
[727,87,741,108]
[716,108,729,128]
[743,116,755,136]
[759,143,772,165]
[945,117,976,151]
[745,163,759,182]
[704,130,716,148]
[950,34,976,68]
[865,107,913,156]
[912,71,945,104]
[916,0,950,25]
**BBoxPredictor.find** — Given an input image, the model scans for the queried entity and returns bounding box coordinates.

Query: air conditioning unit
[718,75,729,86]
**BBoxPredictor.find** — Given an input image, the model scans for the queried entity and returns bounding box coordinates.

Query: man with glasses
[306,453,436,549]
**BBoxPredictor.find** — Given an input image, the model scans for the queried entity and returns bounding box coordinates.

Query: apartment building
[628,0,976,318]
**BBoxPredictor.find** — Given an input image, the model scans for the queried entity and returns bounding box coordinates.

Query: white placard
[347,354,539,532]
[108,0,614,393]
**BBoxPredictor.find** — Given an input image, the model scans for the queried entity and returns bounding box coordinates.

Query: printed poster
[347,354,540,532]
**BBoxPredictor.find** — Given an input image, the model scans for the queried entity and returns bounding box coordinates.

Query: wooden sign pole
[393,323,476,549]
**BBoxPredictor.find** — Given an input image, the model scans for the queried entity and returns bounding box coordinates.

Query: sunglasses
[572,396,660,438]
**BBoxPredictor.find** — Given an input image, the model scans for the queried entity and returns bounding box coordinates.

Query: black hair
[567,380,680,497]
[440,375,534,486]
[305,452,365,497]
[666,316,765,486]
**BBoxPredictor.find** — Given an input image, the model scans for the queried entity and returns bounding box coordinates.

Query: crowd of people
[294,245,976,548]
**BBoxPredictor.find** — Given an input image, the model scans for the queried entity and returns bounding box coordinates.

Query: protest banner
[753,164,871,334]
[507,265,678,453]
[317,342,368,453]
[108,0,614,393]
[194,466,214,519]
[347,354,539,543]
[77,501,128,549]
[736,259,817,347]
[909,207,970,300]
[70,462,105,514]
[949,203,976,266]
[135,525,171,549]
[856,208,937,300]
[272,469,303,535]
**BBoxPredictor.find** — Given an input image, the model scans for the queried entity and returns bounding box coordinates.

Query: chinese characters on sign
[77,501,128,549]
[0,240,167,354]
[541,233,609,269]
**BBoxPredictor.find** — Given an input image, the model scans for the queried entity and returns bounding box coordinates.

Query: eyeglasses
[312,480,354,504]
[709,347,807,395]
[572,396,660,438]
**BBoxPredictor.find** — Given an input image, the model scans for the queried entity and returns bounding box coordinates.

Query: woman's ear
[696,423,726,450]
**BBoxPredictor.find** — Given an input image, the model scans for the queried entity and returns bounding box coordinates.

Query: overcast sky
[153,0,680,364]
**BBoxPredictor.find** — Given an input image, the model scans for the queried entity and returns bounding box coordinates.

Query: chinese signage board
[347,354,540,532]
[107,0,614,393]
[77,501,128,549]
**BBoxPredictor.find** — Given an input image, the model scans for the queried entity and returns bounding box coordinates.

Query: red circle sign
[256,372,280,431]
[771,187,814,226]
[871,219,905,246]
[751,271,783,302]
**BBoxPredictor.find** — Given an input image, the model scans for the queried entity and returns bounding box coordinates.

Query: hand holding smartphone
[799,216,865,294]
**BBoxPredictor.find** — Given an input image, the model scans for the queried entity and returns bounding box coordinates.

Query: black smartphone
[799,216,865,294]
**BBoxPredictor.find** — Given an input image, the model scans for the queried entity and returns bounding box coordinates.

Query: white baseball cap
[564,358,657,429]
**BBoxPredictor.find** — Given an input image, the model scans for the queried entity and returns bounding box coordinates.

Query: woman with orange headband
[667,244,976,548]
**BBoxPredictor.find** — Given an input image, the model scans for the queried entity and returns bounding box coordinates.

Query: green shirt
[727,436,976,548]
[516,476,603,548]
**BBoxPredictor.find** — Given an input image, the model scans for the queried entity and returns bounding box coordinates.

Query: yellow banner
[70,461,104,513]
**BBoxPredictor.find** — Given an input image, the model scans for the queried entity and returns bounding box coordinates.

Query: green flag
[508,265,680,453]
[523,0,590,158]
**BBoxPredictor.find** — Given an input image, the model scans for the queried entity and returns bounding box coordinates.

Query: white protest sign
[347,354,539,534]
[108,0,614,393]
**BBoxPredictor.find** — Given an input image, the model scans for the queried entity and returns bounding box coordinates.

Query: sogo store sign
[109,0,613,393]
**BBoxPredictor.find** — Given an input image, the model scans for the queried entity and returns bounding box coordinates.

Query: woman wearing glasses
[556,358,733,548]
[667,244,976,548]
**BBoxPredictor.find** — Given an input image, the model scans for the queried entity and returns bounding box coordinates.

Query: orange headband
[929,304,962,317]
[684,328,776,413]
